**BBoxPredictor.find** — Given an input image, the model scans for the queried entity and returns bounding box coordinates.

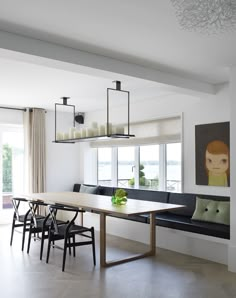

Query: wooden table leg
[99,212,156,267]
[149,212,156,255]
[100,212,106,267]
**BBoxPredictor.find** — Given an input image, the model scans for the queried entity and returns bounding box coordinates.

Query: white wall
[228,68,236,272]
[45,111,81,191]
[0,108,24,125]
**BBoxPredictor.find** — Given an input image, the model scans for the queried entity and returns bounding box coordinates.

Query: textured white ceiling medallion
[171,0,236,34]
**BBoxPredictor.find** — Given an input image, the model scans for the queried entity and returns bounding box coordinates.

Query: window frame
[97,142,182,192]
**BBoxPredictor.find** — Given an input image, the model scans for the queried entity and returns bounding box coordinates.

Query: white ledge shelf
[53,134,135,143]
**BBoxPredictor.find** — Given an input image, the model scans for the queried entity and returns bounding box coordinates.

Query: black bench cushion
[118,188,169,203]
[73,184,81,192]
[150,213,230,239]
[98,186,114,196]
[168,193,196,216]
[108,213,148,224]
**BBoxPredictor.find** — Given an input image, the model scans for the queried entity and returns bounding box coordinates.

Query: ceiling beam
[0,30,215,95]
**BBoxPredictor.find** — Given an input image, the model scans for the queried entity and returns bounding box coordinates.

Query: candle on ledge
[87,128,94,137]
[93,127,98,136]
[56,132,63,141]
[116,126,125,134]
[112,126,116,134]
[74,130,81,138]
[82,128,87,138]
[69,127,76,139]
[63,132,69,140]
[92,122,98,129]
[99,125,105,136]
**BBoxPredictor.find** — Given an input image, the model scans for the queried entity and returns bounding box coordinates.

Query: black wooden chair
[27,200,50,259]
[46,204,96,272]
[27,200,67,260]
[10,197,43,251]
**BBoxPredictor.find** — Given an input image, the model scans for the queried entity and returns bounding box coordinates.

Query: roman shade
[90,115,182,148]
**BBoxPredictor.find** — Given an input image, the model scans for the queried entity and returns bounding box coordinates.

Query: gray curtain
[24,108,46,193]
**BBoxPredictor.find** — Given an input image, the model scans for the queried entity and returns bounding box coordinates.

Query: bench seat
[149,213,230,239]
[73,183,230,239]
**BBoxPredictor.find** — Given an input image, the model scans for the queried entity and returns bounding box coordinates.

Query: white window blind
[90,115,182,148]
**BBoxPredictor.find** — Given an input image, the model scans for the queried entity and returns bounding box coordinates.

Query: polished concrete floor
[1,224,236,298]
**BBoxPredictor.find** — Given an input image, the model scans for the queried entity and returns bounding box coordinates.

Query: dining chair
[10,197,38,251]
[27,200,66,260]
[46,204,96,272]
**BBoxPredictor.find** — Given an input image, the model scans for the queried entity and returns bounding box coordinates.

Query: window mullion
[159,144,166,191]
[134,147,140,189]
[112,147,118,187]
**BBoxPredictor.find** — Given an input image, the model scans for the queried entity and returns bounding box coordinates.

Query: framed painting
[195,121,230,187]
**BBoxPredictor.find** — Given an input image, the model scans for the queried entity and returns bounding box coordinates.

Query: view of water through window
[98,143,181,191]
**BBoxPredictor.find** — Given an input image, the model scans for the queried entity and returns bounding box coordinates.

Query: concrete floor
[1,224,236,298]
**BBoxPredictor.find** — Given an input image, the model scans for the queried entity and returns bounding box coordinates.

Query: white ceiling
[0,0,234,111]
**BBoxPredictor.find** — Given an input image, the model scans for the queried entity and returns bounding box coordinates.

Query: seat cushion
[80,184,98,194]
[149,213,230,239]
[192,197,230,225]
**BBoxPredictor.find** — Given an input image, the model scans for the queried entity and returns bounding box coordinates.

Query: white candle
[63,132,69,140]
[99,125,105,136]
[92,122,98,129]
[87,128,94,137]
[69,127,76,139]
[74,130,81,138]
[93,128,98,136]
[56,132,63,141]
[116,126,125,134]
[82,128,87,138]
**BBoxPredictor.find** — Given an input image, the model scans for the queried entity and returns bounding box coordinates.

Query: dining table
[23,191,184,267]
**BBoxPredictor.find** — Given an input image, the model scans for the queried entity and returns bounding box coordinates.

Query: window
[166,143,182,192]
[1,129,24,210]
[97,143,182,192]
[140,145,159,190]
[118,147,135,188]
[97,148,112,186]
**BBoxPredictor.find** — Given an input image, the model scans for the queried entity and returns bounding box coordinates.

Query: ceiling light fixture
[171,0,236,34]
[53,81,135,143]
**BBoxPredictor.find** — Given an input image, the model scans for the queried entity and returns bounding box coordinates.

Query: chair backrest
[28,200,49,228]
[11,197,28,221]
[48,204,84,234]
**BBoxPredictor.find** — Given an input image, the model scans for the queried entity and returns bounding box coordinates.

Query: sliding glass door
[0,125,24,223]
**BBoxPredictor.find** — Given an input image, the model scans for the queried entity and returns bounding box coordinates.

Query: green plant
[128,164,149,187]
[111,188,128,205]
[2,144,12,193]
[115,188,128,198]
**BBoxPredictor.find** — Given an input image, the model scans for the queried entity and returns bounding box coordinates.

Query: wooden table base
[100,212,156,267]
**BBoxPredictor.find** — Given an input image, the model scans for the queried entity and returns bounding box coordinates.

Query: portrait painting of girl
[205,140,229,186]
[195,121,230,187]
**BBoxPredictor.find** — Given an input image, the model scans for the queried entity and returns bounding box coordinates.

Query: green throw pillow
[80,184,98,194]
[192,197,230,226]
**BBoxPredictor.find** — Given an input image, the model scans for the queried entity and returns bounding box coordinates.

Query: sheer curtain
[24,108,46,193]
